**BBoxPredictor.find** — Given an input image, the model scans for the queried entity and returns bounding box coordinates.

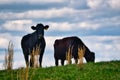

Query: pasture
[0,61,120,80]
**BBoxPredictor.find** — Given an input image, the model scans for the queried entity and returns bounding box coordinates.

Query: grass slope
[0,61,120,80]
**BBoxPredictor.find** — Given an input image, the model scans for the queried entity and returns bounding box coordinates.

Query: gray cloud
[0,0,65,4]
[0,0,120,69]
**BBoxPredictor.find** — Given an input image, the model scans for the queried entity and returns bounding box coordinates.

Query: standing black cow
[21,23,49,67]
[54,36,95,66]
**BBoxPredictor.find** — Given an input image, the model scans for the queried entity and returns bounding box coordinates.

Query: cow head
[90,52,95,62]
[85,52,95,62]
[31,23,49,39]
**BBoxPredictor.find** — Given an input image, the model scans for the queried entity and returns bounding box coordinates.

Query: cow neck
[84,46,91,57]
[31,31,42,46]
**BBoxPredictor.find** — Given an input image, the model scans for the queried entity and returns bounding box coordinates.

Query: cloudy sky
[0,0,120,69]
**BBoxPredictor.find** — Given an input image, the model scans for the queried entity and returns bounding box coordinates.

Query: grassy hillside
[0,61,120,80]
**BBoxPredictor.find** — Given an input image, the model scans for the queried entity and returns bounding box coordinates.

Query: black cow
[54,36,95,66]
[21,23,49,67]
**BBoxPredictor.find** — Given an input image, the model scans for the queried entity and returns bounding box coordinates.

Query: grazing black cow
[54,36,95,66]
[21,23,49,67]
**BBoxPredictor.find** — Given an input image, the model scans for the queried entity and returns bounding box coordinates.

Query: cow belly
[54,49,66,60]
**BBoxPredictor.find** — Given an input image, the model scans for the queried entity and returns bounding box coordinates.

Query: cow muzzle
[38,34,43,39]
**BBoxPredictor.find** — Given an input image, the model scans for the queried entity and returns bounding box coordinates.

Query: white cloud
[48,21,100,32]
[61,36,118,63]
[45,36,64,51]
[42,53,55,67]
[1,15,120,33]
[81,36,120,61]
[46,36,120,58]
[0,0,120,69]
[99,16,120,26]
[0,33,22,49]
[0,54,5,63]
[48,16,120,31]
[2,20,33,32]
[87,0,104,9]
[77,16,120,30]
[0,33,11,48]
[45,36,120,63]
[0,37,9,48]
[87,0,120,10]
[108,0,120,10]
[78,22,100,30]
[0,8,78,20]
[0,35,120,69]
[49,22,74,31]
[1,0,120,11]
[13,60,25,69]
[0,63,4,70]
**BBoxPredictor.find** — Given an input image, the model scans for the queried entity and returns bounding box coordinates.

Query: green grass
[0,61,120,80]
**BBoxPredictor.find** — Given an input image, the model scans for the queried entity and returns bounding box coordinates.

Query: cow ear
[31,26,36,30]
[44,25,49,30]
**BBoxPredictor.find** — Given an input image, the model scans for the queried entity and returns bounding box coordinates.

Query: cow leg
[30,58,33,67]
[55,59,58,66]
[39,53,43,67]
[61,60,65,66]
[24,54,29,67]
[30,58,32,67]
